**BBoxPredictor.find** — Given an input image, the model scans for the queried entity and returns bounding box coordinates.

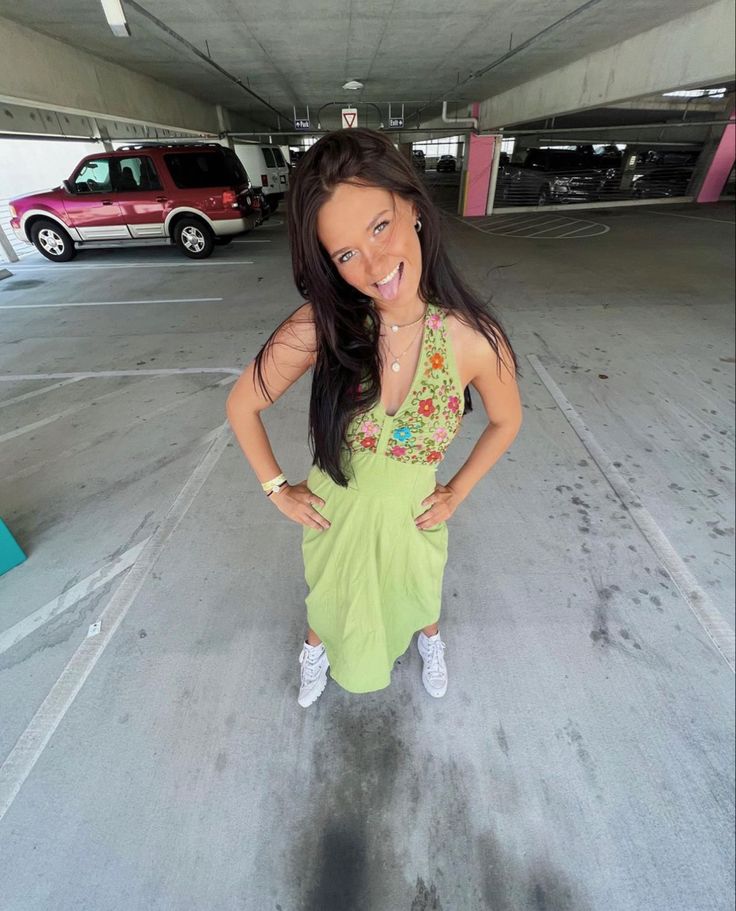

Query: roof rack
[115,142,222,151]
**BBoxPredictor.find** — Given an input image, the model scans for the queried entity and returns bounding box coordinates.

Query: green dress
[302,301,465,693]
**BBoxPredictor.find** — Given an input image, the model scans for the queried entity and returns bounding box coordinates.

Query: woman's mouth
[373,262,403,301]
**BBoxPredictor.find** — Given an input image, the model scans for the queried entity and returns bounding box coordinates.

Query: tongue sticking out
[375,262,403,301]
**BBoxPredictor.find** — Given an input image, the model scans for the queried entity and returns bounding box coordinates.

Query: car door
[271,146,290,192]
[113,155,169,237]
[261,147,281,194]
[62,157,127,239]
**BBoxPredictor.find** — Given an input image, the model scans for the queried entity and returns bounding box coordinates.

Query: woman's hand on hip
[415,483,459,530]
[270,481,330,531]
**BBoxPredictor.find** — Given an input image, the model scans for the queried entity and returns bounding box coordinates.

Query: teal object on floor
[0,519,26,576]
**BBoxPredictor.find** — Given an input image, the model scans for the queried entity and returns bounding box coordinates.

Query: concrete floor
[0,193,734,911]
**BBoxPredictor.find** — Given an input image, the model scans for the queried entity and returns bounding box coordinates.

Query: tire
[30,219,76,262]
[214,236,234,246]
[173,217,215,259]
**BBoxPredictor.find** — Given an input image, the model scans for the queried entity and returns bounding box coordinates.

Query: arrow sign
[341,108,358,129]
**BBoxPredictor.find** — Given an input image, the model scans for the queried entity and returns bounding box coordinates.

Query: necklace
[376,303,427,334]
[381,318,424,373]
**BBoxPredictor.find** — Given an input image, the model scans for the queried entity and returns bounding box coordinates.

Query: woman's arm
[415,315,523,529]
[446,317,523,503]
[225,302,331,531]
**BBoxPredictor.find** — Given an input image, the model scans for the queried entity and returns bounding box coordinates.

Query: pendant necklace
[384,307,426,334]
[382,318,424,373]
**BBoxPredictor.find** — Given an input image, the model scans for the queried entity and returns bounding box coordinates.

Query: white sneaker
[298,640,330,707]
[417,630,448,698]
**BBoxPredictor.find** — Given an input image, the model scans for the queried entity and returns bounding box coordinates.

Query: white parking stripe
[0,421,232,822]
[529,353,735,672]
[0,297,223,310]
[0,368,239,381]
[5,261,254,270]
[0,538,151,656]
[0,380,154,444]
[500,216,571,235]
[0,377,85,409]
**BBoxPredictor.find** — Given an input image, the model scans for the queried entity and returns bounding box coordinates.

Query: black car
[496,148,605,206]
[632,168,694,198]
[436,154,457,173]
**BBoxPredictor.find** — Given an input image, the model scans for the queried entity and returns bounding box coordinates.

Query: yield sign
[341,108,358,129]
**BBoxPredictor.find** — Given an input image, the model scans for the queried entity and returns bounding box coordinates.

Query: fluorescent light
[100,0,130,37]
[342,80,363,90]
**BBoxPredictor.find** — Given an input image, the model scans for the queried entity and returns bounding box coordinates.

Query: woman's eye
[337,221,390,265]
[374,220,389,234]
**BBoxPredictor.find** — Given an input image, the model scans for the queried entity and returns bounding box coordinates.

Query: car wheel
[538,186,551,206]
[214,236,234,246]
[174,218,215,259]
[31,219,76,262]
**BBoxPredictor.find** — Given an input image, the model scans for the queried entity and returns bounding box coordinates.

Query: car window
[73,158,113,193]
[271,147,286,167]
[164,150,245,188]
[262,148,276,168]
[115,156,162,192]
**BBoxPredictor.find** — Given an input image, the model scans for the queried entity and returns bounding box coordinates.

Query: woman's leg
[306,626,322,646]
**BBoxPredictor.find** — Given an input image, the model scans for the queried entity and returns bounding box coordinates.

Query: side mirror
[62,180,73,194]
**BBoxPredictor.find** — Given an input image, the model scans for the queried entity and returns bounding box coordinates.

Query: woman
[226,128,522,707]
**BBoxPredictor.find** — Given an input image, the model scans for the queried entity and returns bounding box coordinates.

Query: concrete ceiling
[0,0,723,133]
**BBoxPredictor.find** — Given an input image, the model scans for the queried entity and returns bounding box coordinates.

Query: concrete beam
[0,15,222,135]
[479,0,736,129]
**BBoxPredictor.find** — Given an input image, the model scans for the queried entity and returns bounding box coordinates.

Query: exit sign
[389,117,404,128]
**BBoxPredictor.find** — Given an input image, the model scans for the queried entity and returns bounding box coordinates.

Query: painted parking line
[0,538,151,656]
[0,377,85,409]
[4,260,254,270]
[0,297,223,310]
[0,378,161,444]
[454,212,610,239]
[0,420,232,822]
[232,239,272,243]
[528,353,735,673]
[0,368,239,382]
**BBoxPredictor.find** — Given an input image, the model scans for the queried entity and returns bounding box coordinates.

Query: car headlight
[553,178,571,187]
[9,204,17,218]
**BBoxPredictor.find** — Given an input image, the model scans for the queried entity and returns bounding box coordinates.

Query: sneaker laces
[299,644,325,685]
[423,637,446,681]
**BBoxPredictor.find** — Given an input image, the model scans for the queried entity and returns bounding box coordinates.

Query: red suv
[9,143,260,262]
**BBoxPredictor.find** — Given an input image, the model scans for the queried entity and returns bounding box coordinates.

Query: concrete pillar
[696,110,736,203]
[459,133,497,217]
[398,142,413,164]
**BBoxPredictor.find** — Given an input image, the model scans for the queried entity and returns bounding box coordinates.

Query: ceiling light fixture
[342,80,363,90]
[100,0,131,37]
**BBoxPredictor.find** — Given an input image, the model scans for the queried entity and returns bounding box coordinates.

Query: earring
[415,218,422,232]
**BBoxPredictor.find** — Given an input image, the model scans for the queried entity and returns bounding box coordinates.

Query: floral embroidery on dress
[344,302,464,465]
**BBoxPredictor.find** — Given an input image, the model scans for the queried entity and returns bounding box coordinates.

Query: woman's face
[316,182,421,307]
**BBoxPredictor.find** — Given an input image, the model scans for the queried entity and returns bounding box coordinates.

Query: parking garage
[0,3,735,910]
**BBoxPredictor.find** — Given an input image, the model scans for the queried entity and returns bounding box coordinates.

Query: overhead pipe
[441,101,477,131]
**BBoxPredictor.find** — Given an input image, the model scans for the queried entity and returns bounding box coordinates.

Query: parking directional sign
[341,108,358,129]
[295,119,311,130]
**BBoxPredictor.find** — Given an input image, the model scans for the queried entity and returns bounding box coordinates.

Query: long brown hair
[254,127,520,486]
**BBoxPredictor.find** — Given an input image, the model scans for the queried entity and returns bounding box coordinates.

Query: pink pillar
[461,133,496,217]
[697,111,735,203]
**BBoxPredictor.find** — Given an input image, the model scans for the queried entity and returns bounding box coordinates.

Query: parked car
[412,150,426,172]
[631,167,694,198]
[231,143,290,212]
[436,154,457,173]
[9,143,260,262]
[496,148,605,206]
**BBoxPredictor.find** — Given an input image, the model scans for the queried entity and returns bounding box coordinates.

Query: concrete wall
[0,15,221,135]
[479,0,736,129]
